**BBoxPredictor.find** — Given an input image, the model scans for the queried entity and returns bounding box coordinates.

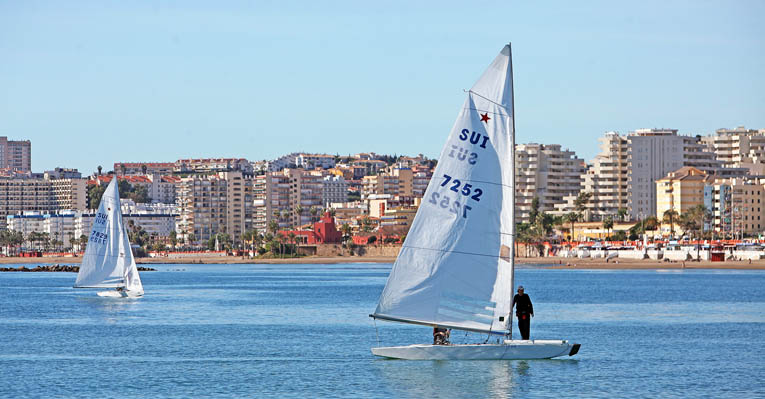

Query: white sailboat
[74,178,144,298]
[370,43,579,360]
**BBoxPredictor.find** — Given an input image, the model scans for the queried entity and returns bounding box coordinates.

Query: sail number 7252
[427,174,484,219]
[440,174,483,201]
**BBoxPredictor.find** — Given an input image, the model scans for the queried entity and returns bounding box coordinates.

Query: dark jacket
[512,293,533,317]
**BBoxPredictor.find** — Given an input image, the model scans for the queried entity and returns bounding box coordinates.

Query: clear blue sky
[1,1,763,174]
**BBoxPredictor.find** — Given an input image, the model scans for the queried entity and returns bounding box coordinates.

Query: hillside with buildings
[2,126,765,257]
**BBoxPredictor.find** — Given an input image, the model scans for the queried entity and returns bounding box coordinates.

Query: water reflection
[75,295,141,323]
[373,358,580,398]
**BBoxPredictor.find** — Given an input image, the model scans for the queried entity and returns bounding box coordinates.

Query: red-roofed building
[279,212,343,244]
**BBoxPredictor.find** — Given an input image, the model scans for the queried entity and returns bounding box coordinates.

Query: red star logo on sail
[480,113,491,123]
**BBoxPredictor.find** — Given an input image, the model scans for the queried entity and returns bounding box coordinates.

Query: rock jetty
[0,264,156,272]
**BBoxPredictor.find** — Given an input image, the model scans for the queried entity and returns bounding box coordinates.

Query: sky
[1,0,763,174]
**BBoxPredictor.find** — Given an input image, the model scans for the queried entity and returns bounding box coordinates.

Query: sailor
[511,286,534,340]
[433,326,450,345]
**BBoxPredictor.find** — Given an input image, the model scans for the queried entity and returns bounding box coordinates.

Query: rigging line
[463,90,512,111]
[401,245,509,260]
[463,107,507,118]
[446,178,514,190]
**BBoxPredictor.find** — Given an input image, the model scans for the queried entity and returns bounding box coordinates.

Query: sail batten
[373,44,515,333]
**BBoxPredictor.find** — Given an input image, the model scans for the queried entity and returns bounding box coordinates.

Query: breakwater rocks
[0,264,156,272]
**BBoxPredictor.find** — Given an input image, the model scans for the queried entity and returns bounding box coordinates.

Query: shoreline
[1,255,765,270]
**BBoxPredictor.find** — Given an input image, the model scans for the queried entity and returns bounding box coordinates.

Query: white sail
[372,45,515,334]
[74,178,143,295]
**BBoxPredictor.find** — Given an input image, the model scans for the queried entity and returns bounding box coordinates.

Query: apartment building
[0,178,54,230]
[515,143,585,223]
[6,211,78,248]
[44,168,82,179]
[704,178,765,238]
[51,178,87,211]
[361,168,414,200]
[175,158,253,174]
[701,126,765,174]
[655,167,714,235]
[114,162,175,176]
[176,171,252,244]
[322,175,348,205]
[558,129,720,221]
[252,169,325,232]
[0,137,31,172]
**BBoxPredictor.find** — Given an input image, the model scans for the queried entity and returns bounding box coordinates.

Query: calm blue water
[1,263,764,398]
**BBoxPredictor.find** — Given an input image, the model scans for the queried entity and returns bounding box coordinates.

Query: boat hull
[372,340,579,360]
[97,289,143,298]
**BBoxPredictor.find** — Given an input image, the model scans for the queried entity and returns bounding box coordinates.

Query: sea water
[1,263,764,398]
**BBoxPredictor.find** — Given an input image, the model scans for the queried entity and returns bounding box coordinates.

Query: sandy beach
[1,254,765,269]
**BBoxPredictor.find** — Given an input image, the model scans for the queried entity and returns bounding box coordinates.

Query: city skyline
[1,1,763,173]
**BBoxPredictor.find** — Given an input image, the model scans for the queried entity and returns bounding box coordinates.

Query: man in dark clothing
[511,285,534,340]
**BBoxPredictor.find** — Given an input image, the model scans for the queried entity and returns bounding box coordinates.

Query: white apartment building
[322,175,348,206]
[6,211,78,249]
[76,212,177,242]
[701,126,765,174]
[297,154,336,169]
[515,143,585,223]
[51,178,87,211]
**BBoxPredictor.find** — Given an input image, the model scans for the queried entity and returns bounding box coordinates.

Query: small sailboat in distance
[74,178,144,298]
[370,43,579,360]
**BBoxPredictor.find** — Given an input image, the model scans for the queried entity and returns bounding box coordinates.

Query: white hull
[97,289,144,298]
[372,340,579,360]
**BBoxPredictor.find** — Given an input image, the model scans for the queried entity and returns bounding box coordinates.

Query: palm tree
[294,206,304,226]
[563,212,579,244]
[340,223,353,255]
[309,206,319,223]
[574,192,592,222]
[603,217,614,241]
[288,232,297,256]
[268,220,279,236]
[662,209,678,238]
[617,207,628,223]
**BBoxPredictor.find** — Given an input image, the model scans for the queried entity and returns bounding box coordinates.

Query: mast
[507,42,516,338]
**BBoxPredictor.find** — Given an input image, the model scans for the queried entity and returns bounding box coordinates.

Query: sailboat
[74,178,144,298]
[370,44,579,360]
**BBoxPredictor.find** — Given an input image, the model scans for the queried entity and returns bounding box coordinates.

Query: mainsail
[74,178,143,294]
[372,44,515,334]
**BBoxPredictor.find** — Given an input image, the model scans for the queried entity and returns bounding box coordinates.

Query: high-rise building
[0,178,53,230]
[0,137,31,171]
[700,126,765,174]
[252,169,325,233]
[176,171,252,244]
[557,129,720,221]
[515,143,585,223]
